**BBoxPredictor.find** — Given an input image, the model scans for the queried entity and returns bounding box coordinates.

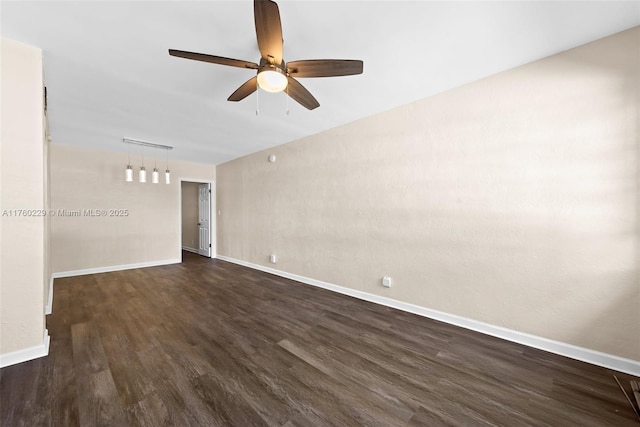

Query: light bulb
[257,69,288,93]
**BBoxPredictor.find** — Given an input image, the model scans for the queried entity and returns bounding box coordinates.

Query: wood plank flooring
[1,251,638,426]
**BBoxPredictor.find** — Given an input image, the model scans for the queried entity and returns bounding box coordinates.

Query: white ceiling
[2,1,639,165]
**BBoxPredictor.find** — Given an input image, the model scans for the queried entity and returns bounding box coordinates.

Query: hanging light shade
[151,148,160,184]
[139,145,146,183]
[125,165,133,182]
[125,143,133,182]
[165,148,171,184]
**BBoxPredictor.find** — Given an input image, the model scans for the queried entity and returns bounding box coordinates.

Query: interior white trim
[182,246,200,255]
[45,276,54,315]
[52,259,180,279]
[216,255,640,377]
[0,329,50,368]
[178,178,216,259]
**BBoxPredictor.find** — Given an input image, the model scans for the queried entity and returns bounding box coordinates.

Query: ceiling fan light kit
[169,0,363,110]
[257,66,288,93]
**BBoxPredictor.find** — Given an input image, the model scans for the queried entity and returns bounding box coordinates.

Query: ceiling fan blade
[286,77,320,110]
[228,76,258,102]
[287,60,364,78]
[169,49,258,69]
[254,0,283,65]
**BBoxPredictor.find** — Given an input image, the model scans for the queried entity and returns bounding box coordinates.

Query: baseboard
[216,255,640,377]
[182,246,200,255]
[0,329,50,369]
[52,258,181,279]
[45,276,54,315]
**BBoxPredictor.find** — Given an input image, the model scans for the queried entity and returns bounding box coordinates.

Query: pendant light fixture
[152,147,159,184]
[123,138,173,184]
[165,149,171,184]
[139,146,147,183]
[125,144,133,182]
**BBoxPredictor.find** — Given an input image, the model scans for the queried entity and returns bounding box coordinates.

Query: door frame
[178,178,216,259]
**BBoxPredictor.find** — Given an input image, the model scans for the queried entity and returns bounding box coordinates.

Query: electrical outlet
[382,276,392,288]
[270,254,277,264]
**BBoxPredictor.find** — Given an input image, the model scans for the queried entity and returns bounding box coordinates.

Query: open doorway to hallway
[180,180,215,259]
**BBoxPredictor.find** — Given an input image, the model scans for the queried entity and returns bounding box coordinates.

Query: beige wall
[50,144,215,272]
[0,38,47,355]
[217,28,640,361]
[181,181,200,250]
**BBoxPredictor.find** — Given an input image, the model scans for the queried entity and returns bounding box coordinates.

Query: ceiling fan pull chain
[256,86,260,116]
[286,85,290,116]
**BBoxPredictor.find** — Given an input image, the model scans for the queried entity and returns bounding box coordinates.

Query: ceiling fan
[169,0,363,110]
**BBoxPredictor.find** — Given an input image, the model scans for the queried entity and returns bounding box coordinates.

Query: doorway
[180,179,215,258]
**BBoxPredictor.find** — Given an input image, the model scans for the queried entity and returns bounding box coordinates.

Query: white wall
[50,144,215,273]
[217,28,640,363]
[0,38,48,365]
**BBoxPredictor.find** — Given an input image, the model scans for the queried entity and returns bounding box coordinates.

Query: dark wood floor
[1,252,638,426]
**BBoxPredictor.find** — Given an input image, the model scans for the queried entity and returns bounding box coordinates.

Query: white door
[198,183,211,257]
